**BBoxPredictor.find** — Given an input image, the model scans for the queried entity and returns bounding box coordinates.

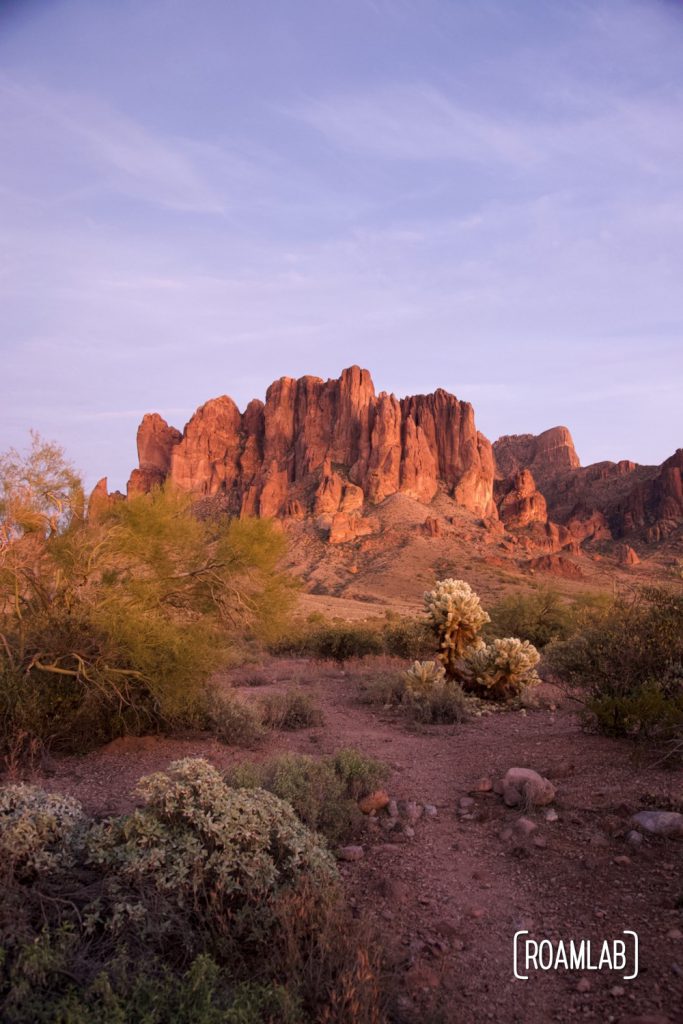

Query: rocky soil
[33,658,683,1024]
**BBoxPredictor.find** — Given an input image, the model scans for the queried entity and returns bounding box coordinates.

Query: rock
[403,825,416,839]
[401,800,423,824]
[423,804,438,818]
[387,799,399,819]
[616,543,641,566]
[626,829,644,847]
[576,977,591,993]
[500,768,556,808]
[468,907,486,919]
[337,845,364,862]
[358,790,391,814]
[533,835,547,848]
[544,807,559,822]
[471,777,494,793]
[496,469,548,529]
[631,810,683,837]
[667,928,682,941]
[494,426,580,487]
[458,797,476,813]
[514,817,538,838]
[610,985,625,997]
[613,855,631,865]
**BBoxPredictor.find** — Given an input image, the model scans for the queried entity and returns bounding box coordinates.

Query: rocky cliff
[115,367,681,565]
[125,367,496,522]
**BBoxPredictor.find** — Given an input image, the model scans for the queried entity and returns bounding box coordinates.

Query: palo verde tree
[0,434,296,757]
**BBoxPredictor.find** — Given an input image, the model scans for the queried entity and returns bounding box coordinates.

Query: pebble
[613,855,632,865]
[611,985,625,997]
[667,928,682,941]
[533,835,547,849]
[468,907,486,919]
[626,830,644,847]
[544,807,559,822]
[387,799,399,818]
[337,845,364,862]
[458,796,476,813]
[358,790,390,814]
[404,825,416,839]
[403,800,423,824]
[423,804,438,818]
[471,777,493,793]
[514,816,538,837]
[576,978,591,993]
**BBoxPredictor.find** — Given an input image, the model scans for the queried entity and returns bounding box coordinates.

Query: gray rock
[387,799,399,818]
[423,804,438,818]
[631,810,683,837]
[458,796,476,813]
[514,816,538,837]
[337,845,364,862]
[626,829,643,847]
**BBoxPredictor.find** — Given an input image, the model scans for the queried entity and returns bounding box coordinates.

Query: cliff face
[118,368,681,557]
[126,366,496,520]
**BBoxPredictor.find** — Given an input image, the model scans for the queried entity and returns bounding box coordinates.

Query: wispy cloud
[288,83,537,166]
[0,77,228,212]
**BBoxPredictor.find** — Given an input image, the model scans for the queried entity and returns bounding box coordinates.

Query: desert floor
[35,657,682,1024]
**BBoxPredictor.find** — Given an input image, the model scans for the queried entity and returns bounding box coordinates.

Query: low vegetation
[486,587,613,648]
[0,434,295,763]
[269,614,432,662]
[228,747,388,845]
[0,759,385,1023]
[546,586,683,748]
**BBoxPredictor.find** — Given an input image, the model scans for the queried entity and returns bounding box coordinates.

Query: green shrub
[207,695,266,746]
[330,748,389,801]
[0,785,85,881]
[0,762,386,1024]
[0,443,295,758]
[229,755,355,845]
[258,692,323,731]
[486,588,613,648]
[228,749,388,845]
[269,616,431,663]
[546,586,683,741]
[86,759,338,953]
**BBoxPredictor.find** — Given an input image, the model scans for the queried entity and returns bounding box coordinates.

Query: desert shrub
[0,761,385,1023]
[228,754,358,845]
[0,785,85,881]
[400,661,467,723]
[486,588,613,648]
[269,616,430,662]
[259,691,323,731]
[381,617,433,659]
[546,586,683,742]
[86,758,338,963]
[0,436,296,758]
[424,578,489,677]
[205,694,266,746]
[462,637,540,701]
[331,748,389,801]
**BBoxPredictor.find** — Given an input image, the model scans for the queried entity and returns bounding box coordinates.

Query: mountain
[93,367,682,608]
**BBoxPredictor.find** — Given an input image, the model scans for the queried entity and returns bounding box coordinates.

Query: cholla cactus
[462,637,540,701]
[403,660,446,697]
[0,784,85,880]
[424,578,490,677]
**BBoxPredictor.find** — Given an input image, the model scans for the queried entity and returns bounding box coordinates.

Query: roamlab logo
[513,931,639,981]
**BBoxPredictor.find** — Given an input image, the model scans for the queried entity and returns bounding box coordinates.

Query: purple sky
[1,0,682,491]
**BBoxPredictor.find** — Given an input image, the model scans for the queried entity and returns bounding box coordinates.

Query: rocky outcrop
[127,413,182,496]
[125,367,497,525]
[493,427,580,487]
[495,469,547,530]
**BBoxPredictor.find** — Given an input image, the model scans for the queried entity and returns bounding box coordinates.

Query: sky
[1,0,682,491]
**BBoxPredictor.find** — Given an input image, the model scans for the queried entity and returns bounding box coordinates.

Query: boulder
[631,810,683,837]
[500,767,555,808]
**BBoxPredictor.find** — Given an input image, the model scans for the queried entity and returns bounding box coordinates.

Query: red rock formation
[126,367,497,524]
[127,413,182,496]
[496,469,547,529]
[616,543,640,566]
[493,427,580,487]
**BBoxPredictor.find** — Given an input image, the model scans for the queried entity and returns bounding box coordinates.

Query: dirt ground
[33,657,683,1024]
